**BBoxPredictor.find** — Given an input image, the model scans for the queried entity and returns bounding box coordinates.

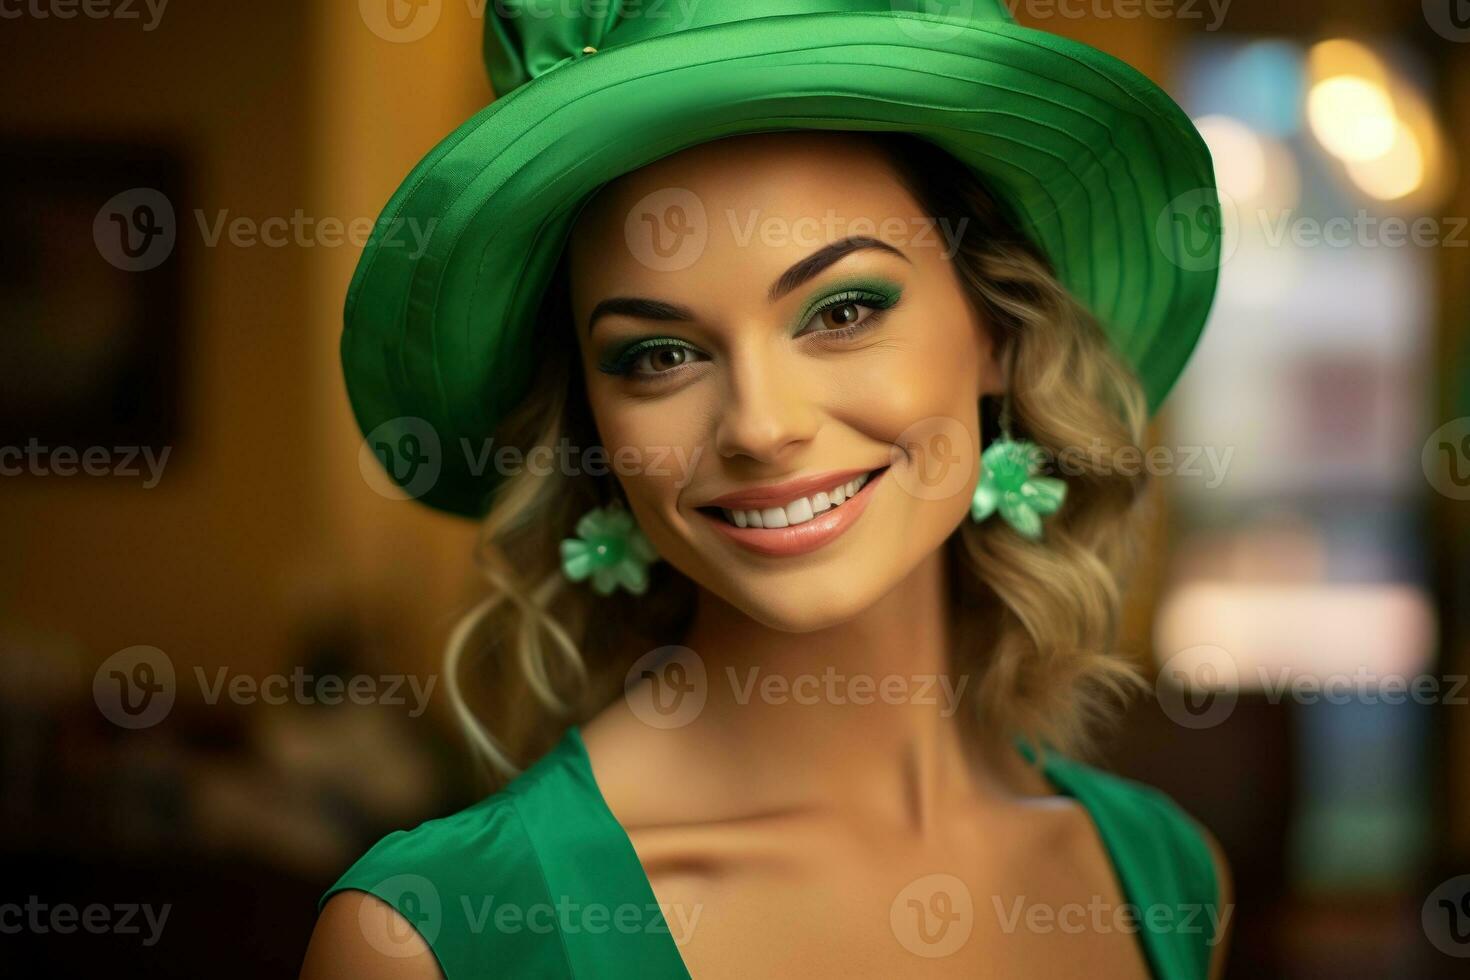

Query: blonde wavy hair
[447,132,1153,782]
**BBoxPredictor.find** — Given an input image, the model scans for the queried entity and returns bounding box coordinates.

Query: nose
[713,340,820,464]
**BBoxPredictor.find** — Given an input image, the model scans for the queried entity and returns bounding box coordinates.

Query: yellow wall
[0,1,490,700]
[2,3,319,686]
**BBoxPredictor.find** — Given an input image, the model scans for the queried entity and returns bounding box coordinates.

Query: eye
[808,301,879,333]
[633,345,696,375]
[598,338,709,379]
[794,287,902,340]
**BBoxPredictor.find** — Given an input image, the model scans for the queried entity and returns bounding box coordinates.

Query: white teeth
[720,472,876,530]
[786,497,814,525]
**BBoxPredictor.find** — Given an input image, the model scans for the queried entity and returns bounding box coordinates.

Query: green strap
[1035,749,1221,980]
[319,731,688,978]
[510,728,691,978]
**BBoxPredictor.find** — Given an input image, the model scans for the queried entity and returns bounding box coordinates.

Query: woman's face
[568,131,1003,632]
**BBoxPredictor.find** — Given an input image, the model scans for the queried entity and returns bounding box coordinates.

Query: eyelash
[597,286,902,379]
[597,337,705,378]
[795,289,900,342]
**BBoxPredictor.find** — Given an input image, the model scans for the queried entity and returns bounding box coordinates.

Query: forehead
[567,131,926,304]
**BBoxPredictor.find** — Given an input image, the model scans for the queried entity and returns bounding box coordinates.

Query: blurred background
[2,1,1467,976]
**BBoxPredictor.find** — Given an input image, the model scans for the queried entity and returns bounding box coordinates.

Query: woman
[303,3,1231,978]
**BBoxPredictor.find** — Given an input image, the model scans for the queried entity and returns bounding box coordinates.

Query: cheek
[836,298,986,441]
[585,382,709,520]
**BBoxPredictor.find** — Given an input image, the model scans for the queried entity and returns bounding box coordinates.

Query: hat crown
[484,0,1016,95]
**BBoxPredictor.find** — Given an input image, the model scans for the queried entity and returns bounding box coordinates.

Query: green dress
[320,726,1220,978]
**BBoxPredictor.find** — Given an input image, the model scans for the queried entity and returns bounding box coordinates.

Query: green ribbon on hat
[483,0,1018,95]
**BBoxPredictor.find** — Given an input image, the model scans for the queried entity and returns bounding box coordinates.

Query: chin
[718,576,885,633]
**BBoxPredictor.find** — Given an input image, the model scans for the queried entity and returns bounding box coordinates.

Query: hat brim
[345,11,1220,517]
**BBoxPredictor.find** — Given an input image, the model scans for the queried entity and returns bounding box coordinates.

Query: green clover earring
[970,391,1067,540]
[559,500,659,596]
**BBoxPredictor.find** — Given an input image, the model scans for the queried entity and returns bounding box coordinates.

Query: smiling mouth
[699,467,885,528]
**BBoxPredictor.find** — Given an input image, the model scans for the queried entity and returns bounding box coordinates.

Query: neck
[678,544,1007,830]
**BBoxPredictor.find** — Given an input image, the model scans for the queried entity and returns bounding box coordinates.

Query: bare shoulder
[300,890,443,980]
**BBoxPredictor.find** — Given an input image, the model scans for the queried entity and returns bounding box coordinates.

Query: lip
[698,467,886,558]
[698,466,878,510]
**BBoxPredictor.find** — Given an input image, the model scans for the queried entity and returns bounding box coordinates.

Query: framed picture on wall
[0,140,185,466]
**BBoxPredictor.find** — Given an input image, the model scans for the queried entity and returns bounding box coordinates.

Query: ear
[978,347,1005,398]
[975,322,1008,400]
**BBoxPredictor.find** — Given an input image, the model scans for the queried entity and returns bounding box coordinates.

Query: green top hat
[346,0,1222,517]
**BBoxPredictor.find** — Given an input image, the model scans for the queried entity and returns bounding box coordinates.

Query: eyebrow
[585,235,909,334]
